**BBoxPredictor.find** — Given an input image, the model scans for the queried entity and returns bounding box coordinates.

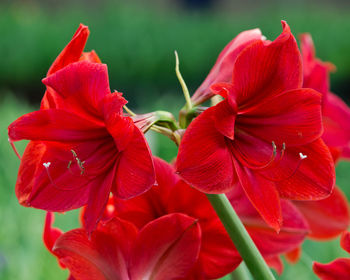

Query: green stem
[174,51,192,111]
[206,193,276,280]
[229,262,251,280]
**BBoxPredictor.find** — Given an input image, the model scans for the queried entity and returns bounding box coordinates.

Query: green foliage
[0,1,349,107]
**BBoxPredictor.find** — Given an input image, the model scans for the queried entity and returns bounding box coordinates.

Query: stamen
[71,150,85,175]
[233,141,278,170]
[8,138,21,160]
[43,161,85,191]
[43,162,57,187]
[259,152,307,182]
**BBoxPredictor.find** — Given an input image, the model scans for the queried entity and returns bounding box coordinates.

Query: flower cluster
[8,22,350,279]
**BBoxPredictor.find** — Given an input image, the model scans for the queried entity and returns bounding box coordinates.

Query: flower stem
[229,262,251,280]
[175,51,192,111]
[206,193,276,280]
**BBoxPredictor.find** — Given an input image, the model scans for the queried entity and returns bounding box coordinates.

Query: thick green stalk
[206,193,275,280]
[229,262,251,280]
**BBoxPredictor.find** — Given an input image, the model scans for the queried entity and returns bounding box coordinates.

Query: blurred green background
[0,0,350,279]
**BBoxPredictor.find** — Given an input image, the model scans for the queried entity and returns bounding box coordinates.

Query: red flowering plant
[8,21,349,280]
[8,25,156,232]
[176,21,335,231]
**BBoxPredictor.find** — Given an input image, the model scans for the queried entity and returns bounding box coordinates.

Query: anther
[43,161,85,191]
[260,151,307,182]
[299,153,307,160]
[70,150,85,175]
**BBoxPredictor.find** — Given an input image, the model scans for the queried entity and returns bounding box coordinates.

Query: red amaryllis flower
[300,33,350,161]
[44,212,201,280]
[191,28,264,106]
[106,157,308,278]
[176,21,335,231]
[313,231,350,279]
[8,60,155,232]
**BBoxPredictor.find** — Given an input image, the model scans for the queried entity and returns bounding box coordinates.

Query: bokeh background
[0,0,350,279]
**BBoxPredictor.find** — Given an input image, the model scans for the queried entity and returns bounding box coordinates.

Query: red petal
[192,28,263,105]
[293,187,349,240]
[43,212,63,254]
[17,138,117,212]
[229,184,308,255]
[8,109,107,143]
[269,139,335,200]
[300,33,333,95]
[53,218,137,280]
[313,259,350,280]
[167,182,241,279]
[83,165,117,233]
[233,160,282,231]
[232,21,302,108]
[265,256,284,275]
[197,219,241,278]
[42,61,111,122]
[176,106,238,193]
[114,126,155,199]
[322,92,350,159]
[213,99,237,140]
[341,232,350,254]
[285,247,301,264]
[47,24,89,76]
[80,50,102,63]
[238,88,323,146]
[129,213,201,280]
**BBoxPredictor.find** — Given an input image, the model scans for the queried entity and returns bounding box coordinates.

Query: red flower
[176,21,335,231]
[8,29,155,232]
[108,157,308,278]
[44,212,201,280]
[191,28,264,106]
[313,232,350,279]
[300,33,350,162]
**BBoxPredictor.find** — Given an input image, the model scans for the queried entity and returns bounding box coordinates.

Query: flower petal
[53,218,137,280]
[17,139,117,212]
[192,28,263,105]
[198,218,241,278]
[233,160,282,231]
[83,165,117,233]
[129,213,201,280]
[322,92,350,158]
[229,185,308,256]
[213,99,237,140]
[313,259,350,280]
[238,88,323,146]
[47,24,89,76]
[268,139,335,200]
[293,187,349,240]
[114,126,155,199]
[265,256,283,275]
[176,106,238,193]
[43,212,63,255]
[232,21,302,108]
[80,50,102,63]
[42,61,111,121]
[8,109,107,143]
[341,232,350,254]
